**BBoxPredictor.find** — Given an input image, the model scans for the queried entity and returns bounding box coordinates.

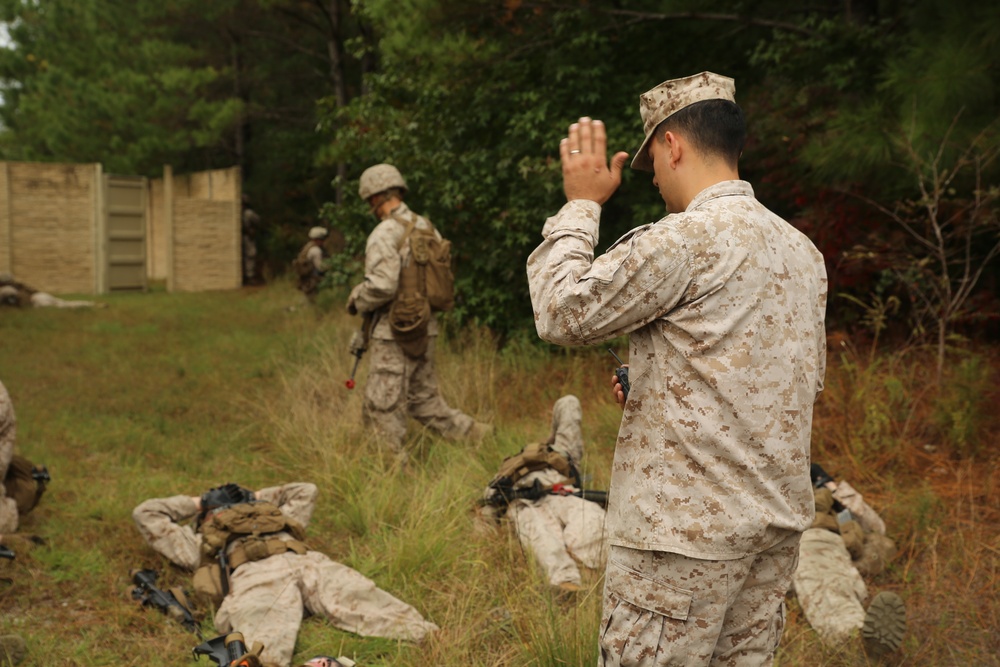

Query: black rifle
[194,632,263,667]
[346,312,374,390]
[482,479,608,509]
[0,545,13,560]
[131,569,200,636]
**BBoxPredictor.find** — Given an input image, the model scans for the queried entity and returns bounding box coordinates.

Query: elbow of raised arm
[534,309,586,347]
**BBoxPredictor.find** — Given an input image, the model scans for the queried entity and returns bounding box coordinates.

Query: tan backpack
[388,211,454,357]
[193,501,307,606]
[3,454,48,515]
[488,442,579,492]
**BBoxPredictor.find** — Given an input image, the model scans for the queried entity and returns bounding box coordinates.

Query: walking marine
[527,72,828,666]
[346,163,489,460]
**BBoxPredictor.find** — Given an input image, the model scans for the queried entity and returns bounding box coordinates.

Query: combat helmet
[358,164,407,201]
[308,226,329,240]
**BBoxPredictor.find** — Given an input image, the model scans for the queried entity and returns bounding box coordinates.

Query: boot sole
[862,591,906,657]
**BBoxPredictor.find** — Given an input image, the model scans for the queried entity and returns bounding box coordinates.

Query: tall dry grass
[0,284,997,665]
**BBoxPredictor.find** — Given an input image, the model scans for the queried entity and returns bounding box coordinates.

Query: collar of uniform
[685,180,754,212]
[388,201,411,218]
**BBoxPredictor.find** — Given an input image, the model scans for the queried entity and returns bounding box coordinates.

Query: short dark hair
[369,187,406,209]
[655,99,746,168]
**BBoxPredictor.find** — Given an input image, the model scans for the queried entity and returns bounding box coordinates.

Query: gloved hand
[201,483,255,512]
[346,284,362,315]
[349,330,366,356]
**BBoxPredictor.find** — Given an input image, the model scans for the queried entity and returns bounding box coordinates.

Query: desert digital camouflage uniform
[242,204,260,285]
[349,202,474,450]
[0,381,19,533]
[295,232,327,303]
[0,274,100,309]
[305,244,325,274]
[792,479,902,649]
[487,395,607,588]
[133,482,438,667]
[527,75,827,665]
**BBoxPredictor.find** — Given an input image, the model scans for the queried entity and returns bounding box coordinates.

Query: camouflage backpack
[3,454,49,515]
[293,244,316,278]
[387,211,454,357]
[193,501,307,606]
[488,441,579,493]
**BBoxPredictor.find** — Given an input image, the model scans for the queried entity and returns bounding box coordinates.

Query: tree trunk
[325,0,347,206]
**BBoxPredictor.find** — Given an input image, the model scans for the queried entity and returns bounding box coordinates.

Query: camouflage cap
[308,226,329,240]
[358,164,408,201]
[631,71,736,171]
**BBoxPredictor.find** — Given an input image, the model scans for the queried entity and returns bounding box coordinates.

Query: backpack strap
[390,210,419,253]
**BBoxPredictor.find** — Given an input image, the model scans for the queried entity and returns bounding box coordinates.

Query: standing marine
[347,164,490,463]
[527,72,828,666]
[293,227,329,302]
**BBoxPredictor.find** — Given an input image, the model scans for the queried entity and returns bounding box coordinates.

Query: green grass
[1,283,998,666]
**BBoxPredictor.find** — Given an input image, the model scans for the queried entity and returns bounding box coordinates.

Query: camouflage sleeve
[349,220,402,313]
[307,245,326,272]
[131,495,202,571]
[0,382,14,484]
[526,200,691,345]
[815,286,828,396]
[256,482,318,528]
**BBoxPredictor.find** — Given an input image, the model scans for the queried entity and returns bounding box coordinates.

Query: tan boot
[467,421,493,443]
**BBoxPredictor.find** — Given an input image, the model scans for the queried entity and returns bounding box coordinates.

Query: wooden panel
[0,163,10,274]
[146,177,167,280]
[104,174,147,291]
[8,162,96,294]
[172,199,241,291]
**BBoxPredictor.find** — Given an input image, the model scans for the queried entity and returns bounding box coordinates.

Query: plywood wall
[172,200,240,292]
[147,166,242,292]
[0,162,98,294]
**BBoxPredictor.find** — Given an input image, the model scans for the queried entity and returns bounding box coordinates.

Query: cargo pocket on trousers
[366,344,405,413]
[599,557,694,664]
[765,599,787,653]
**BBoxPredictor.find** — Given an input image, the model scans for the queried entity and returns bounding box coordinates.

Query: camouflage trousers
[0,382,18,533]
[508,394,606,586]
[510,494,607,586]
[599,532,800,667]
[791,527,867,645]
[216,550,439,667]
[30,292,99,308]
[362,337,474,451]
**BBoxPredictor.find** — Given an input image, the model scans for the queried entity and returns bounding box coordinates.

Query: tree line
[1,0,997,351]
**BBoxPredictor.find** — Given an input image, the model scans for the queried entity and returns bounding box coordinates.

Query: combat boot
[862,591,906,658]
[0,634,26,665]
[467,421,494,443]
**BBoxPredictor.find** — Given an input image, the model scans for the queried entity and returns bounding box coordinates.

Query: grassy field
[0,283,997,666]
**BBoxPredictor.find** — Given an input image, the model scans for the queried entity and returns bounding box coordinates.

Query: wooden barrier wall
[147,166,242,292]
[1,161,241,294]
[0,161,100,294]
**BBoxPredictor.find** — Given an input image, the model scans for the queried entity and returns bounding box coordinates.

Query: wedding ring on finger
[569,149,582,155]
